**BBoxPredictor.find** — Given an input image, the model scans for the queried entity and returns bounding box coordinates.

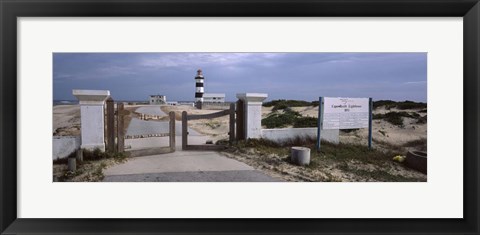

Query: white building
[149,95,166,105]
[203,93,226,103]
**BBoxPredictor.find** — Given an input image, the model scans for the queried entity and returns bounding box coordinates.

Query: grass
[228,137,422,182]
[237,137,400,166]
[403,138,427,151]
[53,148,128,165]
[336,164,424,182]
[53,148,128,182]
[373,111,421,126]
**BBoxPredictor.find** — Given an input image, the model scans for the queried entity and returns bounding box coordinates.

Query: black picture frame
[1,0,479,234]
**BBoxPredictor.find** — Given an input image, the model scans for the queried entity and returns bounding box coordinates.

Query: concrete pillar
[236,93,268,139]
[73,90,110,151]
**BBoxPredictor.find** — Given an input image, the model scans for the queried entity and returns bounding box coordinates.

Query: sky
[53,52,427,102]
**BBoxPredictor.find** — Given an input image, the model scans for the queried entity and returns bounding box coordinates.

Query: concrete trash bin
[291,147,311,166]
[406,150,427,174]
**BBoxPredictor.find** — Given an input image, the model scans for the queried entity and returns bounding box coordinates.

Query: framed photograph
[1,0,479,234]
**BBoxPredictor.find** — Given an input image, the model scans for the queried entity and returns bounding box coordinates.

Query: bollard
[76,148,83,162]
[291,147,311,166]
[68,157,77,172]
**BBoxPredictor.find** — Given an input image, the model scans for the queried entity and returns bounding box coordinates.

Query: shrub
[373,100,397,109]
[416,115,427,124]
[271,102,289,111]
[264,99,316,111]
[396,101,427,110]
[373,112,406,126]
[262,110,301,128]
[341,128,360,133]
[293,117,318,128]
[373,100,427,110]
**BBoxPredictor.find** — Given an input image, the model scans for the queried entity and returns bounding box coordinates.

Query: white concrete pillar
[73,90,110,151]
[236,93,268,139]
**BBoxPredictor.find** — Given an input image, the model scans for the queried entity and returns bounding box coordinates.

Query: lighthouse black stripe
[196,83,204,87]
[195,93,203,98]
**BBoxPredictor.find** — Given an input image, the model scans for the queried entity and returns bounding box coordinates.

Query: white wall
[52,136,80,160]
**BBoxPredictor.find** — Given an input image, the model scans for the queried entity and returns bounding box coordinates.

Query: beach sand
[53,105,81,136]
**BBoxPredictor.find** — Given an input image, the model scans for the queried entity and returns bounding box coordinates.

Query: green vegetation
[293,116,318,128]
[263,99,318,111]
[53,148,127,165]
[373,100,427,110]
[378,130,386,136]
[263,99,426,111]
[261,108,318,128]
[416,115,427,124]
[261,99,427,128]
[403,138,427,151]
[205,120,221,129]
[373,111,421,126]
[53,149,128,182]
[262,108,301,128]
[336,164,421,182]
[230,137,424,182]
[236,137,400,166]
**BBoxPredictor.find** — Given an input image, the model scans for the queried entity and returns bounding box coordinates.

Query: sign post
[316,97,372,152]
[316,97,324,152]
[368,97,373,150]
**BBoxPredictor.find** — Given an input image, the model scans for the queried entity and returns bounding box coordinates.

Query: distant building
[166,101,178,106]
[149,95,166,105]
[203,93,226,103]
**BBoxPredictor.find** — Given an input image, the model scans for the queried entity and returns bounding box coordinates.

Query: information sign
[323,97,369,129]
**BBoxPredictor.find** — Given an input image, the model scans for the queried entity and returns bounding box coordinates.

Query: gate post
[236,93,268,139]
[106,97,115,152]
[117,103,125,153]
[236,99,245,140]
[169,111,176,151]
[182,111,188,150]
[229,103,235,144]
[72,89,110,151]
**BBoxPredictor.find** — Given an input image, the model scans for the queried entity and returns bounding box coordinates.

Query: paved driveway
[135,106,167,116]
[111,106,281,182]
[103,151,282,182]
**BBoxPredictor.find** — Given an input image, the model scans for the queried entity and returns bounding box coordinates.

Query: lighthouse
[195,69,204,108]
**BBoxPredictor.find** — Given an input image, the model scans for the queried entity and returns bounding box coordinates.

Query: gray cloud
[53,52,427,102]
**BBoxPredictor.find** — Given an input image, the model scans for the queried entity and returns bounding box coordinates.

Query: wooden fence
[182,103,235,151]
